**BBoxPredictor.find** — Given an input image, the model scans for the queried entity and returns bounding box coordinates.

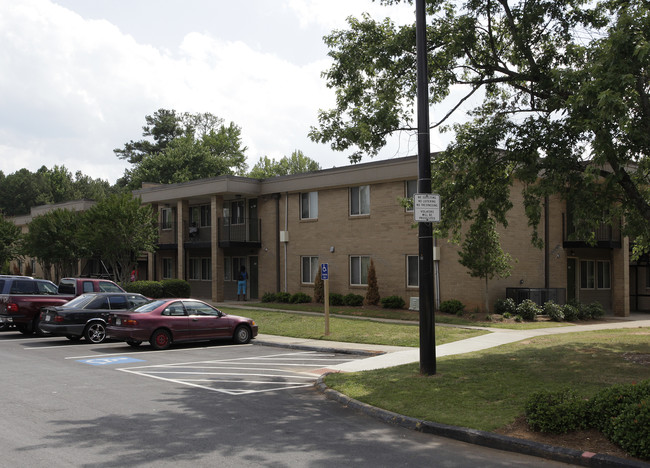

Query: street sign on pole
[322,263,330,335]
[414,193,440,223]
[321,263,329,280]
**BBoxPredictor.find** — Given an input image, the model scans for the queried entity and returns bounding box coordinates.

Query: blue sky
[0,0,436,184]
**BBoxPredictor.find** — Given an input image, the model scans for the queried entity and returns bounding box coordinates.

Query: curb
[254,339,385,357]
[315,375,648,468]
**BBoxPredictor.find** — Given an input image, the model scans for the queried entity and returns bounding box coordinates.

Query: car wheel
[84,322,106,344]
[66,335,82,341]
[17,324,32,335]
[126,339,142,348]
[32,317,47,336]
[233,325,251,344]
[150,329,171,350]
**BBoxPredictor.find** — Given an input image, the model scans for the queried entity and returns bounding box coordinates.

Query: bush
[161,279,191,298]
[525,389,588,434]
[543,301,564,322]
[290,292,311,304]
[494,298,517,315]
[275,292,292,303]
[261,292,276,303]
[343,293,364,307]
[586,380,650,432]
[585,301,605,319]
[607,398,650,460]
[516,299,540,321]
[562,303,579,321]
[329,293,344,306]
[576,302,592,320]
[124,280,164,298]
[440,299,465,315]
[381,295,405,309]
[313,270,324,303]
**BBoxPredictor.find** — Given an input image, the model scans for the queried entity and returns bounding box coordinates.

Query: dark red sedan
[106,299,258,350]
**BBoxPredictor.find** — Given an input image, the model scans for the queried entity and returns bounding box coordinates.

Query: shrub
[381,295,405,309]
[313,270,324,303]
[516,299,540,321]
[576,302,592,320]
[543,301,564,322]
[440,299,465,315]
[494,298,516,315]
[364,259,380,305]
[124,280,164,298]
[261,292,276,303]
[514,314,523,322]
[525,389,588,434]
[586,380,650,431]
[562,303,579,321]
[607,398,650,460]
[275,292,292,303]
[343,293,364,307]
[503,312,512,319]
[290,292,311,304]
[329,293,344,306]
[585,301,605,319]
[161,279,191,298]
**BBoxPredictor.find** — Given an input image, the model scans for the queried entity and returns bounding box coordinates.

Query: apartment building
[132,155,632,316]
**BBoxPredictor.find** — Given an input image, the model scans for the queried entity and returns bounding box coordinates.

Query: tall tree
[311,0,650,256]
[79,193,158,285]
[117,110,248,189]
[22,209,84,282]
[0,214,22,273]
[458,206,513,313]
[248,150,321,178]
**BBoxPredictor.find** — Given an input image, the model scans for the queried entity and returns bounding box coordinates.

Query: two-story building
[130,155,632,316]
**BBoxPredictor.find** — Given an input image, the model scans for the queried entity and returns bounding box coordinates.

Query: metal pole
[416,0,436,375]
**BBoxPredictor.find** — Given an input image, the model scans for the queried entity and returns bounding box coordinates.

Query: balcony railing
[218,218,261,247]
[562,216,621,248]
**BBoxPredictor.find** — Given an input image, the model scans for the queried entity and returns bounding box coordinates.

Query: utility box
[279,231,289,243]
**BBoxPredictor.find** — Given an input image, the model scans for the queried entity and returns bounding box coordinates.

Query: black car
[39,292,150,343]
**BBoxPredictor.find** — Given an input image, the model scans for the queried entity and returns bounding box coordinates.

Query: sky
[0,0,461,185]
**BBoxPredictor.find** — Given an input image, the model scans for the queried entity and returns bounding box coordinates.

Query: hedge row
[123,279,191,298]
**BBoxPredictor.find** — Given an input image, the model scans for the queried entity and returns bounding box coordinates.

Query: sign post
[321,263,330,335]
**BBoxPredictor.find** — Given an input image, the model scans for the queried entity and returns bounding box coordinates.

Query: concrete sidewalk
[253,313,650,372]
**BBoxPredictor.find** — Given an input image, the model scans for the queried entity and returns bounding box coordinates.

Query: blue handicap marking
[78,356,145,366]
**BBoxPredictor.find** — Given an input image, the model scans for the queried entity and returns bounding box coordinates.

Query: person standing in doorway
[237,265,247,301]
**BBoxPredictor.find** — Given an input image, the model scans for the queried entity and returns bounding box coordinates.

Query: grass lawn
[220,307,488,347]
[323,328,650,432]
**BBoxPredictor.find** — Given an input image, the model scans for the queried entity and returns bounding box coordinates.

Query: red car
[106,299,258,350]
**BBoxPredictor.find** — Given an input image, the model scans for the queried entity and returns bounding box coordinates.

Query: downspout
[284,192,289,292]
[275,194,281,292]
[545,196,550,289]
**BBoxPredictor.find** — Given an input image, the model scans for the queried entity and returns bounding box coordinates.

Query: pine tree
[313,267,324,303]
[364,259,380,305]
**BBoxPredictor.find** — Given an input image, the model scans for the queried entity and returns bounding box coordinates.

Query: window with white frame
[407,255,419,287]
[580,260,610,289]
[350,255,370,285]
[189,258,211,281]
[301,256,319,284]
[300,192,318,220]
[405,180,417,212]
[350,185,370,216]
[162,258,173,279]
[161,208,173,230]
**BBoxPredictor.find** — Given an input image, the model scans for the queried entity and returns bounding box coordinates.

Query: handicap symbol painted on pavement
[78,356,145,366]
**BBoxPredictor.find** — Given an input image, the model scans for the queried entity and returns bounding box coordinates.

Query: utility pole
[416,0,436,375]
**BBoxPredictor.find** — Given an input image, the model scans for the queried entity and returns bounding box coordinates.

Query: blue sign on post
[321,263,329,280]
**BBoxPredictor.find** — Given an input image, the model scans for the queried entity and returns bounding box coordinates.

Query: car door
[159,301,190,340]
[182,300,228,339]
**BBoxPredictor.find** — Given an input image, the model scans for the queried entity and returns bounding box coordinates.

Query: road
[0,331,574,467]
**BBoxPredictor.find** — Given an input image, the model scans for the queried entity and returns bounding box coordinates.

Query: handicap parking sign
[321,263,328,280]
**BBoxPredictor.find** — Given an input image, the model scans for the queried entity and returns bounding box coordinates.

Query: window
[162,258,173,279]
[189,258,211,281]
[580,260,610,289]
[108,296,127,309]
[225,257,245,281]
[301,256,319,284]
[300,192,318,219]
[405,180,417,212]
[161,208,173,230]
[350,185,370,216]
[407,255,419,287]
[190,205,211,227]
[162,301,186,316]
[350,255,370,285]
[184,300,220,316]
[231,200,245,225]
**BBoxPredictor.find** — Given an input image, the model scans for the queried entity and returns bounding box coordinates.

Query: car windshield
[131,300,167,313]
[62,295,97,308]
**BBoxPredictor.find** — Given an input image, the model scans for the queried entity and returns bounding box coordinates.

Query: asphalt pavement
[221,304,650,467]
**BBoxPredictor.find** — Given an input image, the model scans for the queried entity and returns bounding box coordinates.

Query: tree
[79,193,158,285]
[364,259,380,305]
[248,150,322,178]
[458,206,513,313]
[116,110,248,189]
[22,209,84,282]
[311,0,650,257]
[0,214,21,272]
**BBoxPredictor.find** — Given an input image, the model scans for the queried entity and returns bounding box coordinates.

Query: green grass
[324,328,650,431]
[220,307,487,347]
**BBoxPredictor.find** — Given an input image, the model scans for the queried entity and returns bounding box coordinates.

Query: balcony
[562,215,621,249]
[218,218,261,248]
